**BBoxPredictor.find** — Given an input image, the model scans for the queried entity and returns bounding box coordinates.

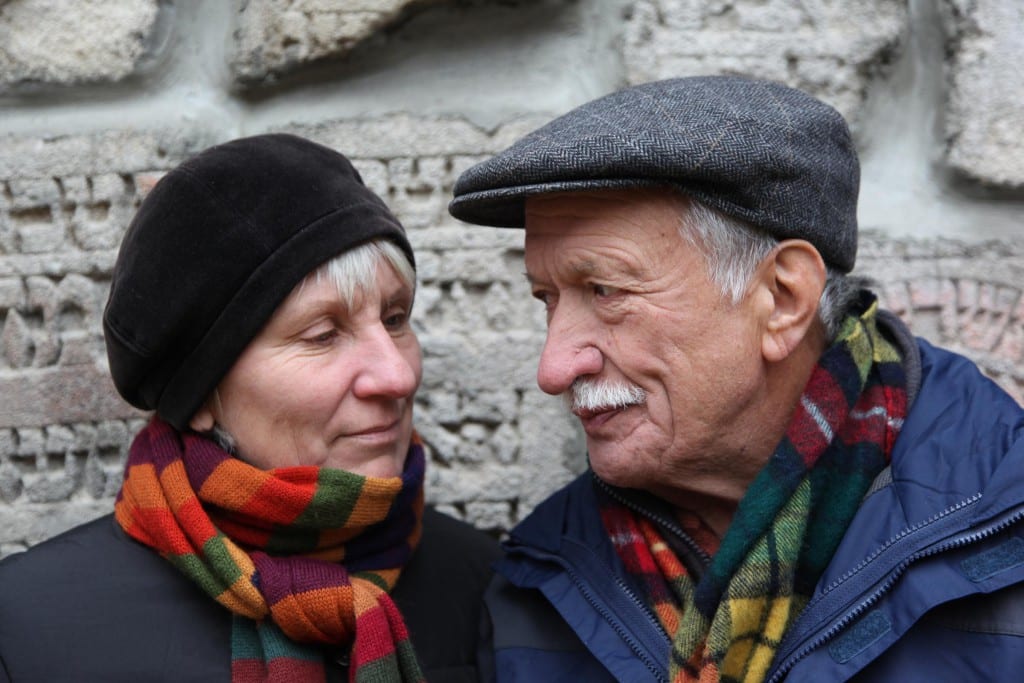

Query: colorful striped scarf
[601,295,907,682]
[114,416,426,683]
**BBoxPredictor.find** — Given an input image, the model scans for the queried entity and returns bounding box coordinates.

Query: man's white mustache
[566,378,647,412]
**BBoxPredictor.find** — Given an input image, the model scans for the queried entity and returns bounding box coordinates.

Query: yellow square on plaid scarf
[720,596,795,679]
[725,595,794,643]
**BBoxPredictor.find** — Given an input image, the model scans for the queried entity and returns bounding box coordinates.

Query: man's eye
[592,284,620,298]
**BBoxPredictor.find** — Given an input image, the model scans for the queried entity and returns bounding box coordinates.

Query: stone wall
[1,0,1022,554]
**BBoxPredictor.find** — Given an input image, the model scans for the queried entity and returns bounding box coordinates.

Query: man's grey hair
[678,197,863,341]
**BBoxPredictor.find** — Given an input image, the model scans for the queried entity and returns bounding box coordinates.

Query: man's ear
[756,239,826,363]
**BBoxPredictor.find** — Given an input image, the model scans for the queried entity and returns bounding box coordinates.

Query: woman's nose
[351,325,422,399]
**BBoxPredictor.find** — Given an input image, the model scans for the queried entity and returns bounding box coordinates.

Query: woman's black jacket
[0,506,499,682]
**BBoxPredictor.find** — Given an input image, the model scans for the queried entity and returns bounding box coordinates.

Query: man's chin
[587,447,643,489]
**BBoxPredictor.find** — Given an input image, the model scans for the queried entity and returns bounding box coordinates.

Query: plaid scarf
[114,416,426,683]
[601,295,906,682]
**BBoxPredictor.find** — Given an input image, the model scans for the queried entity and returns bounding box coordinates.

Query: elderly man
[449,76,1024,682]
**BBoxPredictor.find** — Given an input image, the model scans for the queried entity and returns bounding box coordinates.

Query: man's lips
[573,406,624,429]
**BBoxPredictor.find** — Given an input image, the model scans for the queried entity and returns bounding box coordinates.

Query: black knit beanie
[103,133,414,431]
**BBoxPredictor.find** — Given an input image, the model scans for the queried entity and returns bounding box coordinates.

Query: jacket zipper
[503,540,670,683]
[766,496,1024,682]
[562,560,670,683]
[594,474,713,568]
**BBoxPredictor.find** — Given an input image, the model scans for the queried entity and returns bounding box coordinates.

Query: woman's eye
[305,329,337,345]
[383,310,409,331]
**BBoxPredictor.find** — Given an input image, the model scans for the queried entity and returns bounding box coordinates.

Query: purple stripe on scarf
[343,446,423,571]
[180,431,232,491]
[392,445,425,514]
[127,417,185,475]
[252,552,350,605]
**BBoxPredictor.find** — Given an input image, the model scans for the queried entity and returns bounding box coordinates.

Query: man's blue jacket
[484,335,1024,681]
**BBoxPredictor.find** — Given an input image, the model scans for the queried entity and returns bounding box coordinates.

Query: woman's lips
[347,418,402,439]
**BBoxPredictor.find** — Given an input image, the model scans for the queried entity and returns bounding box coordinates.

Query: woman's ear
[757,239,827,363]
[189,404,216,432]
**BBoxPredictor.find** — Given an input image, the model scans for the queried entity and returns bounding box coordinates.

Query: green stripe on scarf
[231,618,322,662]
[296,468,365,527]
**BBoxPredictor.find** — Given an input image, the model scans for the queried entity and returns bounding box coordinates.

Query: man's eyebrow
[523,260,602,285]
[570,260,599,277]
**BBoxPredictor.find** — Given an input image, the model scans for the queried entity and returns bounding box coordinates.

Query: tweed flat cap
[103,133,413,431]
[449,75,860,272]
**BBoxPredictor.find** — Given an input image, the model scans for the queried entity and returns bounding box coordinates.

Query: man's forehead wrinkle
[582,240,654,278]
[530,240,652,285]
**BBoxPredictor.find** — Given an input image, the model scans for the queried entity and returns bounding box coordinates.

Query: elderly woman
[0,134,499,682]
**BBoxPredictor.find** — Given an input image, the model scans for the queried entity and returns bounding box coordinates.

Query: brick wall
[1,0,1021,553]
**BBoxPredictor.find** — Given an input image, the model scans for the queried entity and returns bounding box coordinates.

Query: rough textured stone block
[858,235,1024,404]
[24,468,78,503]
[0,429,14,459]
[0,278,23,308]
[44,425,75,454]
[284,115,547,160]
[623,0,909,127]
[0,366,141,428]
[231,0,444,84]
[0,129,213,180]
[0,501,110,555]
[0,0,162,90]
[15,427,43,458]
[941,0,1024,187]
[0,462,22,503]
[518,411,585,511]
[7,178,60,208]
[464,501,513,531]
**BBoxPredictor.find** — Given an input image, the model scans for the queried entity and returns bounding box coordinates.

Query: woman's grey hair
[207,422,238,454]
[198,238,415,447]
[304,238,416,309]
[677,196,863,341]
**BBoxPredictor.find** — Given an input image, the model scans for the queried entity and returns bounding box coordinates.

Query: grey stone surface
[0,129,213,179]
[858,233,1024,405]
[622,0,909,127]
[0,0,1023,553]
[0,0,163,90]
[940,0,1024,187]
[231,0,444,84]
[0,501,112,550]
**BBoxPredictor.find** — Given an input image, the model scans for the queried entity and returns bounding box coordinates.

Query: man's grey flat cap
[449,75,860,272]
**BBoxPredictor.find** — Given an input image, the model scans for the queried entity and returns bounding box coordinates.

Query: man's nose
[536,307,603,396]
